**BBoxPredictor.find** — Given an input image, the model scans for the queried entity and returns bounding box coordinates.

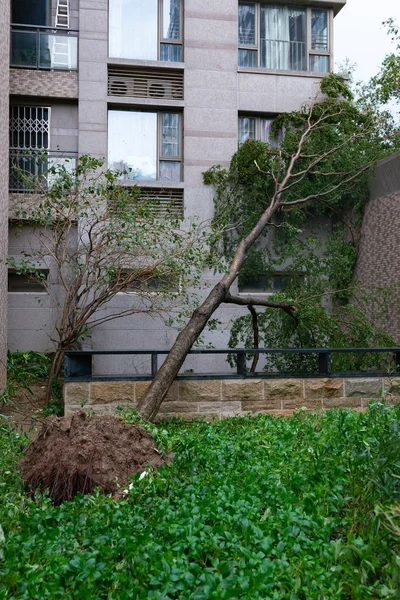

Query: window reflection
[109,0,158,60]
[163,0,180,40]
[108,110,157,180]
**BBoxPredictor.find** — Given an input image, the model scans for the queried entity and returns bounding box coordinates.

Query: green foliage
[366,19,400,108]
[1,351,50,406]
[0,405,399,598]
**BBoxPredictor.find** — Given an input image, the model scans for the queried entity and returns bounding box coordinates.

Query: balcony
[9,150,78,193]
[10,24,78,70]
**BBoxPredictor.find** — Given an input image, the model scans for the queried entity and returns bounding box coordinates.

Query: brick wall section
[10,69,78,99]
[0,0,9,388]
[356,153,400,341]
[64,377,400,419]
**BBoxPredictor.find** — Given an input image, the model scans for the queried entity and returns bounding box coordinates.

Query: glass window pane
[160,43,182,62]
[108,110,157,181]
[161,113,180,157]
[238,3,256,45]
[159,161,181,182]
[40,35,78,69]
[8,271,48,293]
[309,55,329,73]
[238,49,257,67]
[163,0,180,40]
[238,117,256,144]
[260,6,306,71]
[12,0,49,26]
[109,0,158,60]
[311,9,328,51]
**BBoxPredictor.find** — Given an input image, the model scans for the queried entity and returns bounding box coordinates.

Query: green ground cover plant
[0,405,399,599]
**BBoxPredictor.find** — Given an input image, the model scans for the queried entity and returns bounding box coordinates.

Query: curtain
[260,6,290,70]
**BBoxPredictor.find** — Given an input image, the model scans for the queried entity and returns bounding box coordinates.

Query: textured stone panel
[268,410,295,418]
[242,399,281,412]
[155,412,217,422]
[345,378,383,398]
[222,379,263,401]
[64,382,90,405]
[90,381,135,404]
[305,379,343,398]
[179,380,221,402]
[384,378,400,396]
[324,397,362,408]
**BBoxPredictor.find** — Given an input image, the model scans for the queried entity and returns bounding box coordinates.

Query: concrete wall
[355,153,400,341]
[0,0,9,387]
[64,375,398,419]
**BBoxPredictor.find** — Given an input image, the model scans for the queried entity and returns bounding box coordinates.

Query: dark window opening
[8,270,49,293]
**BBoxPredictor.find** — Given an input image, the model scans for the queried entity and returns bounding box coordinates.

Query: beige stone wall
[64,376,399,420]
[10,69,78,99]
[0,0,9,388]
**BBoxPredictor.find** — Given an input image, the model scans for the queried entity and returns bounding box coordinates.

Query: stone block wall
[64,377,400,420]
[10,69,78,99]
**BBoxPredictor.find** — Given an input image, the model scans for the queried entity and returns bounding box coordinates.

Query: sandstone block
[221,379,263,401]
[179,380,221,402]
[324,397,361,408]
[199,402,221,414]
[90,381,135,405]
[283,397,323,409]
[221,401,242,417]
[305,378,343,398]
[64,404,81,417]
[155,412,218,422]
[383,377,400,396]
[267,410,294,418]
[135,381,177,402]
[242,399,281,412]
[345,378,383,398]
[264,379,303,398]
[64,382,90,406]
[158,401,198,414]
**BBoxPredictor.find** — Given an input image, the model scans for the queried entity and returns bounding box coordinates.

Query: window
[239,272,303,293]
[109,0,182,62]
[108,110,182,182]
[8,270,49,293]
[9,105,50,191]
[238,115,283,146]
[238,4,330,73]
[113,269,179,293]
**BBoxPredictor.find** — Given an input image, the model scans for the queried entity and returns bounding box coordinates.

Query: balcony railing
[260,39,306,71]
[10,24,78,70]
[9,150,78,192]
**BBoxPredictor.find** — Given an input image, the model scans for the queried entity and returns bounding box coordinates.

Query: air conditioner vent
[108,67,184,100]
[109,187,184,218]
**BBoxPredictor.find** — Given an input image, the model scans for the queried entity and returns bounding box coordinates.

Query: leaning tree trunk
[137,202,278,421]
[44,348,64,406]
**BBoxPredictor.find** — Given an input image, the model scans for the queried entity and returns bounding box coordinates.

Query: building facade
[6,0,346,370]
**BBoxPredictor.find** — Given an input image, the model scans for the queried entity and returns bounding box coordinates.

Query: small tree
[137,74,398,420]
[9,156,206,404]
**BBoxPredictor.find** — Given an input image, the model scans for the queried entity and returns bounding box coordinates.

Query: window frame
[238,271,304,295]
[108,108,183,183]
[238,3,332,73]
[238,113,283,147]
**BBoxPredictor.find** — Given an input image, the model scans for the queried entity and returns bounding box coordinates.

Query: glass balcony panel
[10,30,37,67]
[40,34,78,69]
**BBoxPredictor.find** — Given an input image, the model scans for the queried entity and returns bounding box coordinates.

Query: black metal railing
[65,348,400,382]
[9,150,78,192]
[10,24,78,70]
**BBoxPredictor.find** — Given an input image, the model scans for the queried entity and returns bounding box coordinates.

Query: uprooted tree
[9,156,207,404]
[137,73,398,420]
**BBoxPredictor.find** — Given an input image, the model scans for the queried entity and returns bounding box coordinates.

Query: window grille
[9,106,50,150]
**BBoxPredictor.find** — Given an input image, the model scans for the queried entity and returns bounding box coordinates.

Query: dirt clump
[20,411,169,504]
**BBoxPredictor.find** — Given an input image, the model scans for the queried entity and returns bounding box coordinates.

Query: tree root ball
[20,412,169,504]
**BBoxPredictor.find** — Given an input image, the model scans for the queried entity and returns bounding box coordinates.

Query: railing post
[151,353,158,378]
[318,351,331,376]
[237,351,246,377]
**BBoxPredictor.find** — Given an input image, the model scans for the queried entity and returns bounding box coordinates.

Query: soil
[20,411,170,504]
